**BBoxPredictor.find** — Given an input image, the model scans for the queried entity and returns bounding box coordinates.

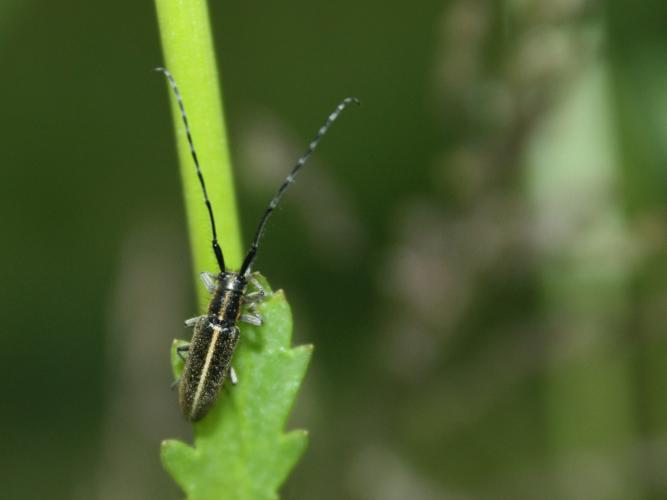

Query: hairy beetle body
[179,274,247,421]
[179,319,239,421]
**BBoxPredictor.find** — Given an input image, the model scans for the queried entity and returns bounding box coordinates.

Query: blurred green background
[2,0,667,499]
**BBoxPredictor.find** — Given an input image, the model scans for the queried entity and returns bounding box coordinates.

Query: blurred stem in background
[526,33,640,498]
[608,2,667,473]
[154,0,243,309]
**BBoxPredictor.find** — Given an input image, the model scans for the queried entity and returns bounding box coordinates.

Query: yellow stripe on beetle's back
[191,327,220,417]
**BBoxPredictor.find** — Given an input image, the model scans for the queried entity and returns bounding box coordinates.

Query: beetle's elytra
[157,67,358,421]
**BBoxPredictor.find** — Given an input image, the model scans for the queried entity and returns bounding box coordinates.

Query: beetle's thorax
[207,272,248,323]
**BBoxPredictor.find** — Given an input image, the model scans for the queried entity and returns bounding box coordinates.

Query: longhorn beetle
[156,67,358,421]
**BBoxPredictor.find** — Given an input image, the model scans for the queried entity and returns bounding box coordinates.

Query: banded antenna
[239,96,360,275]
[156,67,226,272]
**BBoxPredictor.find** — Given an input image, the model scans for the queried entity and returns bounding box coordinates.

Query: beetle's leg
[243,288,269,304]
[170,377,181,390]
[243,292,263,304]
[243,273,270,304]
[200,272,218,293]
[176,343,190,362]
[184,315,205,327]
[229,367,238,385]
[240,299,263,326]
[240,312,262,326]
[250,274,266,294]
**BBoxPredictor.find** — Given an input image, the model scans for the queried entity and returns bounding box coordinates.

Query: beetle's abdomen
[179,317,240,421]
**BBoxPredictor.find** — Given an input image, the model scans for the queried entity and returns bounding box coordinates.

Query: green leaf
[162,279,313,500]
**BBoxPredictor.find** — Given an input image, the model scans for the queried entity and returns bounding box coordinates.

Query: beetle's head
[217,271,247,292]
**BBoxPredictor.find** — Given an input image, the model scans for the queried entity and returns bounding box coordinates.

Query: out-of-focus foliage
[1,0,666,499]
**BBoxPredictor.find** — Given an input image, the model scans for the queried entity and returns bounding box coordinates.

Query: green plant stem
[154,0,243,309]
